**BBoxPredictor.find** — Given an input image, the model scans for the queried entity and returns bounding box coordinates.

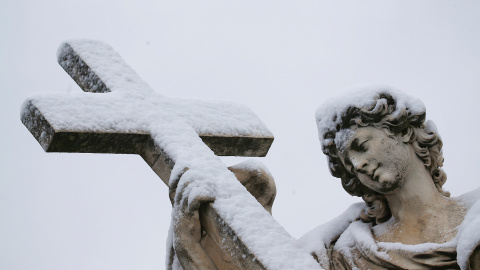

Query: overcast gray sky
[2,1,480,269]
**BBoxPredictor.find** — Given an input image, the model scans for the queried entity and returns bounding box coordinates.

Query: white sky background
[2,1,480,269]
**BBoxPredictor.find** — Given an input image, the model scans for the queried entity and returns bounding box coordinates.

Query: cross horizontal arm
[21,96,273,184]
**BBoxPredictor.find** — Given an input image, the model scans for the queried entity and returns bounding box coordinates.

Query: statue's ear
[400,127,413,143]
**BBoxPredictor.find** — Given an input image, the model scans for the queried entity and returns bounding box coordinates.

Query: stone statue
[174,86,480,269]
[21,41,479,269]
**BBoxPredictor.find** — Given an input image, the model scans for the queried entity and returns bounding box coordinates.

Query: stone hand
[172,177,218,270]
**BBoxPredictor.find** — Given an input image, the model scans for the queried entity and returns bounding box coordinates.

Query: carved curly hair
[319,91,448,224]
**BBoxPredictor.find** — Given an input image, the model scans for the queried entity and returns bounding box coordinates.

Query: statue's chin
[371,175,405,194]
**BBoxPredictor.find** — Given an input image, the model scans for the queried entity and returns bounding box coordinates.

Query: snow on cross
[20,40,321,270]
[21,39,274,183]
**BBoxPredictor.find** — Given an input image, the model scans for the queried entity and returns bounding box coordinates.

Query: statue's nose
[354,159,369,172]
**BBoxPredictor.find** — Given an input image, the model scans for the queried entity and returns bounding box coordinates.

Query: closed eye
[358,140,369,152]
[351,138,369,152]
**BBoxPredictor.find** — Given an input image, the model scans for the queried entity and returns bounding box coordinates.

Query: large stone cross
[21,40,320,270]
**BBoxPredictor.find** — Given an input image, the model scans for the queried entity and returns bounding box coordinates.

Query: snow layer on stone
[425,120,441,139]
[298,203,365,267]
[229,159,274,178]
[42,39,273,137]
[455,187,480,269]
[315,85,425,140]
[21,93,273,138]
[57,39,154,95]
[335,221,391,264]
[23,39,318,270]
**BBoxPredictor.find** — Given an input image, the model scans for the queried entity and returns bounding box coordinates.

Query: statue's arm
[173,197,218,270]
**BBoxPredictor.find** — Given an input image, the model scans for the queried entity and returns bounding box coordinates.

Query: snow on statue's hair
[316,85,448,224]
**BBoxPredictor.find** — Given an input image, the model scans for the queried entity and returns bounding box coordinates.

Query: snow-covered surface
[455,188,480,269]
[299,188,480,269]
[298,203,365,265]
[315,85,426,140]
[23,40,273,139]
[21,39,319,270]
[21,93,274,138]
[229,159,274,178]
[58,39,154,95]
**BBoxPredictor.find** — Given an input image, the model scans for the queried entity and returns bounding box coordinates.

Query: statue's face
[339,126,411,194]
